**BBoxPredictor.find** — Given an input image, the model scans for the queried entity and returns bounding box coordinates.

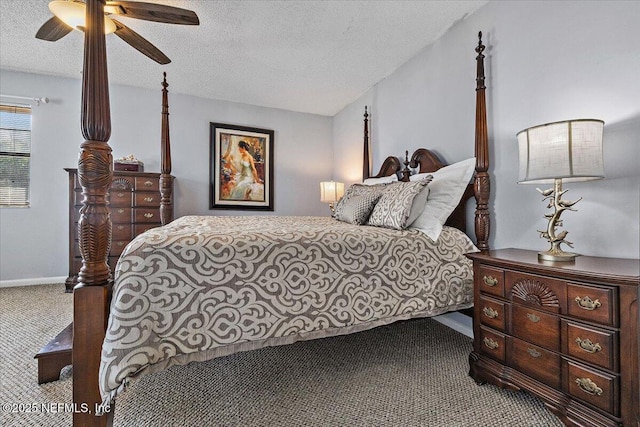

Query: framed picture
[210,122,274,211]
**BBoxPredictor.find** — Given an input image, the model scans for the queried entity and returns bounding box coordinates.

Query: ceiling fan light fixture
[49,1,117,34]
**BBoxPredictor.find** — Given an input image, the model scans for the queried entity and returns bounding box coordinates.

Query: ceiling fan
[35,0,199,64]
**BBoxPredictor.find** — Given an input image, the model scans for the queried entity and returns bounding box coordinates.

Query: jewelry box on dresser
[467,248,639,427]
[64,168,173,292]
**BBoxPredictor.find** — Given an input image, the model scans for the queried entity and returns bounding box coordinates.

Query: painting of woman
[229,140,264,201]
[210,122,274,211]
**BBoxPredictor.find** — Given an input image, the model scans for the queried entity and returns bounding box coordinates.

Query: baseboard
[433,311,473,339]
[0,276,66,288]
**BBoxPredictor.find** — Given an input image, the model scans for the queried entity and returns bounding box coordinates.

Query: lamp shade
[320,181,344,203]
[517,119,604,184]
[49,0,117,34]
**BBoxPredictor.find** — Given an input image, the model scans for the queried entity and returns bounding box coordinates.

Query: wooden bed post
[72,0,114,425]
[159,72,173,225]
[474,32,490,252]
[363,106,370,181]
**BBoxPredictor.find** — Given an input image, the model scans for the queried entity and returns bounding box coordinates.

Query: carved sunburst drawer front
[511,305,560,352]
[509,337,560,389]
[564,359,619,415]
[506,271,565,314]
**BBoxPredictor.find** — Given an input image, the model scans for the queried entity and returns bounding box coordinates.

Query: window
[0,104,31,207]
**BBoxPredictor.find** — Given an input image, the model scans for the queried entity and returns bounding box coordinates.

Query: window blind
[0,104,32,207]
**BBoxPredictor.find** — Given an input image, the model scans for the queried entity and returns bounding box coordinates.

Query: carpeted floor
[0,284,563,427]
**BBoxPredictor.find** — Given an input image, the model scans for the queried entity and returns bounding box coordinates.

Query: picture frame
[210,122,274,211]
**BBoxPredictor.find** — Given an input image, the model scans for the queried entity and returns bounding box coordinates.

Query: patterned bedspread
[99,215,476,405]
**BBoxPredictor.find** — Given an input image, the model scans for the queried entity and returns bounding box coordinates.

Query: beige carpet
[0,284,563,427]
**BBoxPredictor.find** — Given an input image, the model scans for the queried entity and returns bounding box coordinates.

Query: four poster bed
[68,2,490,424]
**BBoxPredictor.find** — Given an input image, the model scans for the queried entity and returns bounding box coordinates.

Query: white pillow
[362,175,398,185]
[409,157,476,241]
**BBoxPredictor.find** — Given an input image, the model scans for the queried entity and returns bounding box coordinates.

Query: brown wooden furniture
[66,2,490,423]
[64,169,173,292]
[468,248,639,427]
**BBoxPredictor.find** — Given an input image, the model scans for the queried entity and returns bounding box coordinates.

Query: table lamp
[320,181,344,214]
[517,119,604,261]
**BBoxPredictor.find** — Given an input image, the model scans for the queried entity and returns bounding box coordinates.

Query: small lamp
[517,119,604,262]
[320,181,344,214]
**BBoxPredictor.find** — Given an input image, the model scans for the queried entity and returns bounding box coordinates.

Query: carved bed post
[159,72,173,225]
[474,32,490,252]
[363,106,370,180]
[73,0,114,426]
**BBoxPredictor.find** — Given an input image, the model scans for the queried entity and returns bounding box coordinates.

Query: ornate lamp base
[535,178,582,263]
[538,250,577,262]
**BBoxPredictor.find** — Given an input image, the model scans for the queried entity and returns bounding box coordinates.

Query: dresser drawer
[506,271,565,314]
[135,208,159,223]
[112,207,132,223]
[110,240,130,257]
[567,283,616,327]
[479,295,507,332]
[110,189,132,207]
[564,359,619,416]
[479,326,506,362]
[509,337,561,389]
[477,265,505,297]
[135,192,160,207]
[112,224,133,241]
[511,305,560,351]
[562,320,617,371]
[135,223,160,235]
[135,177,159,191]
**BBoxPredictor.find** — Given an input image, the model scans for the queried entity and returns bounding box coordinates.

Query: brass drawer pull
[483,275,498,287]
[117,225,125,230]
[144,180,153,187]
[117,209,125,214]
[483,337,499,350]
[144,213,154,218]
[575,377,603,396]
[527,348,541,358]
[575,296,601,311]
[526,313,540,323]
[116,192,125,198]
[482,307,499,319]
[576,337,602,354]
[143,197,154,202]
[117,242,124,247]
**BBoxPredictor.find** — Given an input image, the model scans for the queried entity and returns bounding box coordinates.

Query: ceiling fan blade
[112,19,171,65]
[106,1,199,25]
[35,16,73,41]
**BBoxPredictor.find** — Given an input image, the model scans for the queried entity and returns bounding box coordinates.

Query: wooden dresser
[467,249,639,427]
[64,168,173,292]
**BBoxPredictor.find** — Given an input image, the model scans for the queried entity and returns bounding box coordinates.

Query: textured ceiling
[0,0,486,116]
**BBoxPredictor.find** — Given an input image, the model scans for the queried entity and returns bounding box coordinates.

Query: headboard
[362,32,490,251]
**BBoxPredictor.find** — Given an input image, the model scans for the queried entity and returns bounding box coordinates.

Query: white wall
[0,71,333,281]
[333,0,640,260]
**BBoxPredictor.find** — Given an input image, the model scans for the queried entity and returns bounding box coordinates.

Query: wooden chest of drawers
[467,249,639,427]
[64,168,173,292]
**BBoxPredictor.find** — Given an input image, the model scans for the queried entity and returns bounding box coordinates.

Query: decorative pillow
[367,177,433,230]
[362,175,398,185]
[409,157,476,241]
[333,184,387,219]
[333,192,383,225]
